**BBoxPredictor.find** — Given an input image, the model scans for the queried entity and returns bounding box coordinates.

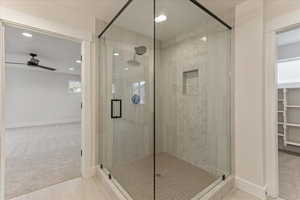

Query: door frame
[0,17,95,200]
[265,10,300,198]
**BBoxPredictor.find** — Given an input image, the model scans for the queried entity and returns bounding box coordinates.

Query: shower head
[127,46,146,67]
[127,56,140,66]
[135,46,147,55]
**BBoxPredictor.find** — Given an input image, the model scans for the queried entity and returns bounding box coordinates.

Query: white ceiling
[198,0,246,25]
[106,0,247,41]
[2,0,246,37]
[277,27,300,46]
[113,0,222,41]
[5,26,81,75]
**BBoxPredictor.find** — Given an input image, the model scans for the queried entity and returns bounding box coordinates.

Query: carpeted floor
[5,122,81,199]
[279,151,300,200]
[112,153,217,200]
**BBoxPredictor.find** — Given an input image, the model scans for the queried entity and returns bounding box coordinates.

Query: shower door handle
[111,99,122,119]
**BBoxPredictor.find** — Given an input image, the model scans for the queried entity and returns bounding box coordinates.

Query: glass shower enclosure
[99,0,231,199]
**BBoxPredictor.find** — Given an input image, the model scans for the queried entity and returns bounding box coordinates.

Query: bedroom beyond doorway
[4,25,82,199]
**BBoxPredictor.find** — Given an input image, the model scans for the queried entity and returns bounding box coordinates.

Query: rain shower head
[135,46,147,55]
[127,46,147,66]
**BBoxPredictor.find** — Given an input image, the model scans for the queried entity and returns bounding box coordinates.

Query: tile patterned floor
[6,123,81,199]
[10,177,119,200]
[223,189,260,200]
[112,153,217,200]
[10,177,260,200]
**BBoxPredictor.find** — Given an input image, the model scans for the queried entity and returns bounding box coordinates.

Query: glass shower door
[110,44,154,200]
[99,0,155,199]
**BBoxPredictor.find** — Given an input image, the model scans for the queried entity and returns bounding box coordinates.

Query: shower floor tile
[112,153,218,200]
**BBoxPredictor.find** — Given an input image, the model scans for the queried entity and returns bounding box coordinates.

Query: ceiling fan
[5,53,56,71]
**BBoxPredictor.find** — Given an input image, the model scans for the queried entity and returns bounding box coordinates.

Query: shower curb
[97,166,234,200]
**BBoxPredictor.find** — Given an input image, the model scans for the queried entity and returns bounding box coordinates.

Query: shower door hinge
[108,174,112,180]
[100,164,103,169]
[222,174,226,181]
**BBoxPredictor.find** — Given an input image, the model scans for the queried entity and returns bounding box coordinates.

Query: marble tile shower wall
[157,30,231,176]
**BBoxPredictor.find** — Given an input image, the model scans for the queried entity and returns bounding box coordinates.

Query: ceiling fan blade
[5,61,27,65]
[36,65,56,71]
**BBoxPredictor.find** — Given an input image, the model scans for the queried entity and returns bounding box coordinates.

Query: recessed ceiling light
[113,52,120,56]
[76,60,82,64]
[155,15,167,23]
[22,32,33,38]
[69,67,75,71]
[124,68,129,71]
[201,36,207,42]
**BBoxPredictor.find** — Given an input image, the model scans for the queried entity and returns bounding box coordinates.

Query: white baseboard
[96,167,127,200]
[235,177,267,199]
[6,119,81,129]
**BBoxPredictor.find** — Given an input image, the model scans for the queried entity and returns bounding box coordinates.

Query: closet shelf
[277,88,300,147]
[286,141,300,147]
[287,123,300,127]
[287,105,300,108]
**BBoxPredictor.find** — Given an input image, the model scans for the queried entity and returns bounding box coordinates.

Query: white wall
[234,0,266,198]
[264,0,300,23]
[5,66,81,128]
[234,0,300,198]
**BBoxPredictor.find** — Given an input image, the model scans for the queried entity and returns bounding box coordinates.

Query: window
[69,81,81,93]
[131,81,145,104]
[278,58,300,85]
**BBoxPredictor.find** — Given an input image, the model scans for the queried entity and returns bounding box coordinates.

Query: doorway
[4,24,82,199]
[276,27,300,200]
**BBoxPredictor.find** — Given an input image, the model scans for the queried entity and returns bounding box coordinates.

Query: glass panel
[99,0,231,200]
[155,0,231,199]
[99,0,155,199]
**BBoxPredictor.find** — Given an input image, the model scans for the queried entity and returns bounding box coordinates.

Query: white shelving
[278,88,300,147]
[287,105,300,108]
[287,123,300,127]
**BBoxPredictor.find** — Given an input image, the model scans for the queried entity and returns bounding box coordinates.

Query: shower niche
[183,69,199,95]
[98,0,232,199]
